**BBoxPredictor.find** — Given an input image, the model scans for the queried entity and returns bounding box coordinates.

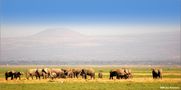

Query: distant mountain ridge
[0,28,180,65]
[31,28,85,38]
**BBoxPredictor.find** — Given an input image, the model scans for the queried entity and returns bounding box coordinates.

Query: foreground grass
[0,65,180,90]
[1,82,181,90]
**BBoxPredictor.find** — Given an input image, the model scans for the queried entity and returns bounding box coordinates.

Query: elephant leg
[93,76,95,79]
[91,76,94,79]
[109,74,112,79]
[43,75,45,79]
[116,75,118,79]
[38,75,41,80]
[11,76,13,80]
[92,74,95,79]
[26,73,29,80]
[121,76,123,79]
[32,76,34,80]
[27,76,29,80]
[76,74,79,78]
[85,75,87,79]
[109,76,111,79]
[5,76,8,80]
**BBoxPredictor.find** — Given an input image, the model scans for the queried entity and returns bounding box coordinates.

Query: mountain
[31,28,85,38]
[0,28,180,65]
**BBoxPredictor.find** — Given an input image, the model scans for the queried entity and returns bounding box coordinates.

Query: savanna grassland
[0,65,181,90]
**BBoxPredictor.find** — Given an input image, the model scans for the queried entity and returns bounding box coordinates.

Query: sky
[0,0,180,64]
[1,0,181,37]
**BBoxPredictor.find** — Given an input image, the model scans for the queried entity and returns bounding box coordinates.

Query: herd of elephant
[5,67,162,80]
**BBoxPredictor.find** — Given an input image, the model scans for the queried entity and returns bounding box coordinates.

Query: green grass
[0,82,181,90]
[0,65,181,90]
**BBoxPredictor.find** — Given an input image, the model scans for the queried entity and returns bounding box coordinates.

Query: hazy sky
[0,0,180,64]
[1,0,180,37]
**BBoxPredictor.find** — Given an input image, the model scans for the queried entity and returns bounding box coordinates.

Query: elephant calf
[98,72,103,78]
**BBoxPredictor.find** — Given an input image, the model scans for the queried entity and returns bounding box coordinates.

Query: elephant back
[72,68,82,73]
[116,69,125,75]
[27,69,37,75]
[50,68,64,74]
[83,68,95,74]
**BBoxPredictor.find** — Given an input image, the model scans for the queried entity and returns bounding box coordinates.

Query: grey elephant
[158,69,162,79]
[110,68,130,79]
[50,72,57,80]
[26,68,47,80]
[61,68,73,78]
[42,68,51,79]
[117,69,128,79]
[123,69,132,79]
[98,71,103,78]
[50,68,65,78]
[26,69,38,80]
[67,70,74,78]
[80,68,95,79]
[72,68,82,78]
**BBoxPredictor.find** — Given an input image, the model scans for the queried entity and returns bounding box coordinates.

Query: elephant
[123,69,132,79]
[109,69,117,79]
[67,71,74,78]
[26,69,39,80]
[98,72,103,78]
[5,70,15,80]
[72,68,82,78]
[158,69,162,79]
[110,68,131,79]
[152,68,162,79]
[50,72,57,80]
[26,68,47,80]
[50,68,65,78]
[62,68,81,78]
[37,68,51,79]
[14,72,23,80]
[5,70,23,80]
[80,68,95,79]
[42,68,51,79]
[61,68,73,78]
[115,69,126,79]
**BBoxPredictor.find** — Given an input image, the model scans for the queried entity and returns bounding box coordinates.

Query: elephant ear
[43,68,49,73]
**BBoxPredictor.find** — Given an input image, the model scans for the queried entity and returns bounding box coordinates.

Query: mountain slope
[1,29,180,65]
